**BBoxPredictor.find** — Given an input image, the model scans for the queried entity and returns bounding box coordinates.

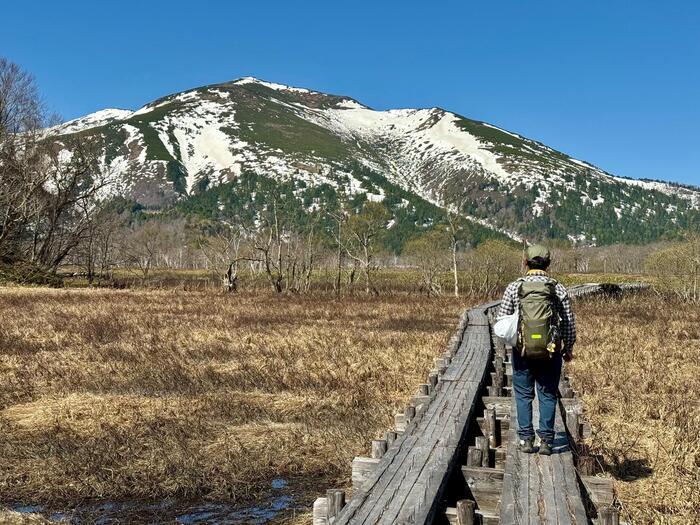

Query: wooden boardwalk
[333,302,498,525]
[314,283,645,525]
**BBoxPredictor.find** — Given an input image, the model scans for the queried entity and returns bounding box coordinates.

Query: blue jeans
[511,349,562,444]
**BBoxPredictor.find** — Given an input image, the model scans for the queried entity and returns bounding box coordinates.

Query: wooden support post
[498,340,507,360]
[494,354,504,375]
[434,356,449,369]
[566,410,580,442]
[385,431,397,447]
[326,489,346,519]
[428,371,439,388]
[475,435,490,468]
[455,499,476,525]
[371,439,387,459]
[581,419,592,439]
[419,383,430,396]
[485,408,498,448]
[405,405,416,422]
[495,369,504,387]
[313,497,328,525]
[351,456,380,491]
[599,506,620,525]
[411,394,430,414]
[487,385,501,397]
[467,446,483,467]
[494,356,504,390]
[578,454,597,475]
[394,412,406,432]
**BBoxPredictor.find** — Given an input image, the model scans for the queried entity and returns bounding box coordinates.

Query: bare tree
[197,224,244,292]
[71,208,126,283]
[404,229,451,296]
[463,240,521,297]
[119,221,175,279]
[1,57,111,273]
[327,209,347,296]
[445,196,469,297]
[0,57,48,261]
[236,183,317,294]
[243,196,286,293]
[31,137,110,271]
[646,233,700,303]
[341,201,391,294]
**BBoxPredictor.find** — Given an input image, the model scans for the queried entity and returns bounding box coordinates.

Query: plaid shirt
[497,270,577,352]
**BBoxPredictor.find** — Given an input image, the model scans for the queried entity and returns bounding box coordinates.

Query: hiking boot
[518,438,535,453]
[538,441,553,456]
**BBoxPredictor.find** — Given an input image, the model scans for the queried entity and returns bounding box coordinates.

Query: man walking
[497,245,576,455]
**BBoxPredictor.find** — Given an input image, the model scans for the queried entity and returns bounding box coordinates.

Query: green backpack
[517,278,561,359]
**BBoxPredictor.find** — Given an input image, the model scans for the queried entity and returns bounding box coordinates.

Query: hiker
[497,244,576,456]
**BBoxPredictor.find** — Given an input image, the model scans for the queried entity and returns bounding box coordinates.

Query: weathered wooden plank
[481,396,512,417]
[393,321,494,523]
[580,475,614,508]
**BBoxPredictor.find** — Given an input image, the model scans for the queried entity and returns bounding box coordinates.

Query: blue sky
[2,1,698,185]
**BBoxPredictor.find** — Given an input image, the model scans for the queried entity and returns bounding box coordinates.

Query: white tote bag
[493,312,519,347]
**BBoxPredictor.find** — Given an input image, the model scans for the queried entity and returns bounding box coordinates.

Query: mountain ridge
[47,76,700,245]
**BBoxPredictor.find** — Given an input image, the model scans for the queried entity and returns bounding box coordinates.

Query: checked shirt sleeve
[555,283,577,352]
[498,281,520,318]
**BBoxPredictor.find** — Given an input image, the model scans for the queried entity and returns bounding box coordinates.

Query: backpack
[517,278,561,359]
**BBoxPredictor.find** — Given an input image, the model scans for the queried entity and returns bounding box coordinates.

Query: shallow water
[11,478,296,524]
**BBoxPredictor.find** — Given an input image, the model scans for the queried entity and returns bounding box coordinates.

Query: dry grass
[0,287,468,521]
[569,293,700,524]
[0,510,55,525]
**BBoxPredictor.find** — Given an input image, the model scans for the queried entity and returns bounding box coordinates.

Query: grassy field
[1,283,696,524]
[569,294,700,524]
[0,287,469,522]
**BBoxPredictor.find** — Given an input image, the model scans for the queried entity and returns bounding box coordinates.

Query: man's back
[500,245,576,454]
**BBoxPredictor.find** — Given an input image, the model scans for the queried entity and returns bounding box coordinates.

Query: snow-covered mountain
[47,77,700,244]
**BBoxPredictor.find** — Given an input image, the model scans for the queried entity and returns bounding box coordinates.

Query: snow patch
[48,108,133,134]
[234,77,312,94]
[336,99,366,110]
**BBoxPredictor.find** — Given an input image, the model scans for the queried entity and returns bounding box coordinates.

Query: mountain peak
[232,76,315,94]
